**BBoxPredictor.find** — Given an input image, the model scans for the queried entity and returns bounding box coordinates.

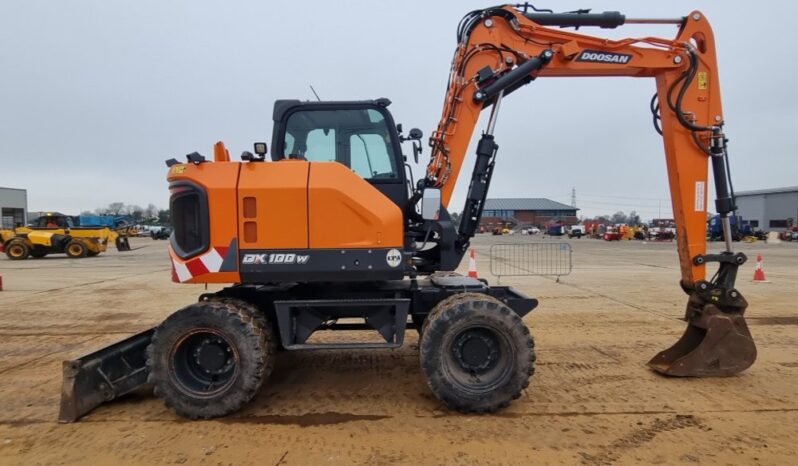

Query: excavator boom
[424,5,755,376]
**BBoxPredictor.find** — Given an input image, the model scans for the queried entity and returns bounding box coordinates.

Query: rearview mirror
[421,188,441,221]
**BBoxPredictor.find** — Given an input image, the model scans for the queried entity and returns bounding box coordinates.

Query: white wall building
[735,186,798,229]
[0,187,27,228]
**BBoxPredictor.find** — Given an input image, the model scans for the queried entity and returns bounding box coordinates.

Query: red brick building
[480,198,579,230]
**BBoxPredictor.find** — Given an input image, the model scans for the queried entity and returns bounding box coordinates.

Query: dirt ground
[0,235,796,465]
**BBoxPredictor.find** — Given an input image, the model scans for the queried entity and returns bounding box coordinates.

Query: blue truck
[708,214,752,241]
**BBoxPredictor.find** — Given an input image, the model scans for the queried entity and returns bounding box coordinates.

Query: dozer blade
[59,328,154,422]
[648,303,756,377]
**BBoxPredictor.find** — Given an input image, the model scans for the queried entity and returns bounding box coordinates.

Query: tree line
[582,210,642,226]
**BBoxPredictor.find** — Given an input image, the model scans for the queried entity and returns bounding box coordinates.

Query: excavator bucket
[648,302,756,377]
[59,329,154,422]
[115,236,131,251]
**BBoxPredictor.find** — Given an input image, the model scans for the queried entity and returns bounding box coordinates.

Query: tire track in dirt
[578,414,707,465]
[6,407,796,426]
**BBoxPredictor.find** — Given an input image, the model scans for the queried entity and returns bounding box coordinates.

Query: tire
[65,240,88,258]
[420,292,535,413]
[5,240,30,260]
[147,299,276,419]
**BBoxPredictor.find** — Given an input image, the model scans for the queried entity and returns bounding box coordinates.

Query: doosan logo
[576,50,632,64]
[242,253,309,265]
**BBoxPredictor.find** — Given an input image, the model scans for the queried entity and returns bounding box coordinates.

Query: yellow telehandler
[0,212,131,260]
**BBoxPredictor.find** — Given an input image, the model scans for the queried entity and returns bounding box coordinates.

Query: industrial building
[0,187,27,228]
[479,198,579,230]
[735,186,798,229]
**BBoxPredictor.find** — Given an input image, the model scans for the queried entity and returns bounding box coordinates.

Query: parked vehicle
[567,225,585,238]
[152,227,172,240]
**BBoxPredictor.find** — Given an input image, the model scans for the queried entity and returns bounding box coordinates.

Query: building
[0,187,27,228]
[480,198,579,229]
[735,186,798,229]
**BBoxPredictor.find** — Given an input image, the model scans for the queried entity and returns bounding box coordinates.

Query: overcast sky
[1,1,796,219]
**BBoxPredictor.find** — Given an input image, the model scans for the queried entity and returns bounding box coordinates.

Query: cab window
[282,108,398,180]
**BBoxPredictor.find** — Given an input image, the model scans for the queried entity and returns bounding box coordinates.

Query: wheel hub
[193,338,233,375]
[452,328,500,373]
[171,330,238,395]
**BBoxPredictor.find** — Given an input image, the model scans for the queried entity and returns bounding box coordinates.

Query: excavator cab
[269,99,411,212]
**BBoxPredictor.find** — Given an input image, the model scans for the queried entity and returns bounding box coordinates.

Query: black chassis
[59,274,537,422]
[207,274,538,350]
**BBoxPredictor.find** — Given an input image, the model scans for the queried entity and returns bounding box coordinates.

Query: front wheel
[147,299,276,419]
[65,240,88,258]
[420,293,535,413]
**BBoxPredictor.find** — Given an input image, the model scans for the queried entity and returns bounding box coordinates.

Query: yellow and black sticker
[170,164,187,174]
[697,71,708,90]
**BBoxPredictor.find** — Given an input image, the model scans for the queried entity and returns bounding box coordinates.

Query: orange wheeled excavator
[59,4,756,421]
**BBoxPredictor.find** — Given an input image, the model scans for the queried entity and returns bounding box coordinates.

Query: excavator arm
[423,4,755,376]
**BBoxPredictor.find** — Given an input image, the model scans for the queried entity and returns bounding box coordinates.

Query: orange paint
[238,160,309,249]
[308,162,403,249]
[428,7,723,285]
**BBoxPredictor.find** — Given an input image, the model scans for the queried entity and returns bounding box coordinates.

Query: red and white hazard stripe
[171,246,229,283]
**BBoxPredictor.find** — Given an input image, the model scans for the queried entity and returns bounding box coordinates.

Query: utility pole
[571,187,576,208]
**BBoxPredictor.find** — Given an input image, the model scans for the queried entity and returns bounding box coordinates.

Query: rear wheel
[65,240,88,258]
[5,240,30,260]
[420,293,535,413]
[147,299,276,419]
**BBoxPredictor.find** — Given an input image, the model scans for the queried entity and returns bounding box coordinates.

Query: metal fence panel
[490,242,572,281]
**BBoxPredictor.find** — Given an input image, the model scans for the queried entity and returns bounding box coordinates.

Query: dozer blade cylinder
[59,328,154,422]
[648,305,756,377]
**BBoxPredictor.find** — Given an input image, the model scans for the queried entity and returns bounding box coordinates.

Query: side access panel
[237,160,310,250]
[239,161,406,282]
[307,162,403,249]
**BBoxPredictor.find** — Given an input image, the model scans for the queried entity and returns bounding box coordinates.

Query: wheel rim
[9,245,24,257]
[169,328,239,397]
[68,244,83,256]
[443,324,514,393]
[452,327,501,373]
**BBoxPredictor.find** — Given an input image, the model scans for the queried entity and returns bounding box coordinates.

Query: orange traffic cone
[753,254,767,282]
[468,249,478,278]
